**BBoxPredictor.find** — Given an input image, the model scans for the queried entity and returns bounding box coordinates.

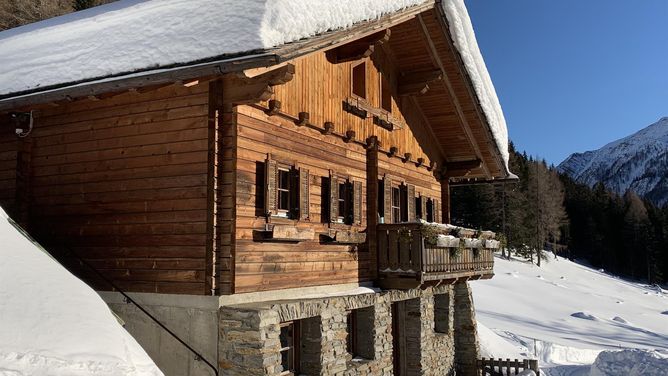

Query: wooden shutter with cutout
[433,198,440,223]
[353,180,362,225]
[265,157,278,216]
[383,175,393,223]
[407,184,416,222]
[329,171,339,223]
[421,195,427,221]
[299,167,310,220]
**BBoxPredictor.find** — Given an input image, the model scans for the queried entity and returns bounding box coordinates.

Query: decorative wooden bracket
[388,146,398,157]
[265,99,281,116]
[402,153,412,163]
[223,63,295,105]
[323,121,334,135]
[398,69,443,96]
[327,29,391,63]
[428,160,437,171]
[365,136,379,150]
[295,112,309,126]
[344,130,356,143]
[416,157,425,168]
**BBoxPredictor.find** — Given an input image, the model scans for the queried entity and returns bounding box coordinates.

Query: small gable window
[380,73,392,112]
[352,62,366,99]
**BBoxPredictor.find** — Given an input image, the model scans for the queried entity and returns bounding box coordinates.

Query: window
[426,198,434,223]
[416,196,423,220]
[380,73,392,112]
[277,168,291,214]
[391,186,401,224]
[346,307,375,360]
[352,62,366,99]
[328,172,362,225]
[434,293,452,334]
[280,321,300,374]
[265,157,310,220]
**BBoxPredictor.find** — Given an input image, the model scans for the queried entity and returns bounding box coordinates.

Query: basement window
[352,62,367,99]
[346,307,375,360]
[279,321,300,374]
[434,293,452,334]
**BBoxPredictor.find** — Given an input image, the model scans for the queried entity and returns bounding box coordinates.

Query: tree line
[451,143,668,284]
[0,0,114,31]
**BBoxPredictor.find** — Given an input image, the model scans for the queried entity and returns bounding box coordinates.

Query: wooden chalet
[0,1,513,375]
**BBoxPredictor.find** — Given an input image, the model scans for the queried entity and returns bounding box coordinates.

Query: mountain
[558,117,668,206]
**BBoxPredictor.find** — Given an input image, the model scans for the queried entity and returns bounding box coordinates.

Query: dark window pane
[352,63,366,98]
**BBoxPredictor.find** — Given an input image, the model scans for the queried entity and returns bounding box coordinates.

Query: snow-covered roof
[0,206,163,375]
[0,0,509,173]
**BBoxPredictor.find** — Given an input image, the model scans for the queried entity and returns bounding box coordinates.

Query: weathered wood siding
[231,46,444,293]
[233,105,369,293]
[25,84,211,295]
[270,49,442,167]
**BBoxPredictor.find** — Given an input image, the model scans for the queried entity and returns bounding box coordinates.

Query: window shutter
[265,157,278,216]
[407,184,416,222]
[383,175,392,223]
[329,171,339,223]
[299,167,310,220]
[353,180,362,225]
[433,198,440,223]
[421,195,427,221]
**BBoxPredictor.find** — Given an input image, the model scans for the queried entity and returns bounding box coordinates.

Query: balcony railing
[377,223,497,289]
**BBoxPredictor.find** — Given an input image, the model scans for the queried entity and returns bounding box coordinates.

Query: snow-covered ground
[0,207,162,376]
[473,254,668,375]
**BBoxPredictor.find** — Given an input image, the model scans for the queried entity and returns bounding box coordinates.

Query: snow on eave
[437,0,511,177]
[0,0,434,101]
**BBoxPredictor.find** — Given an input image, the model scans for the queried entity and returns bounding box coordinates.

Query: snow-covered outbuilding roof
[0,206,163,375]
[0,0,510,175]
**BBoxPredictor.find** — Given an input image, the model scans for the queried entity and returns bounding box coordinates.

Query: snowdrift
[0,207,162,376]
[473,255,668,374]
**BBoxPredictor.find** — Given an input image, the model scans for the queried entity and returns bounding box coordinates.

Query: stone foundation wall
[219,282,480,376]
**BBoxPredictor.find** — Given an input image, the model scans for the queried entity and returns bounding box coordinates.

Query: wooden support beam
[440,178,451,224]
[398,69,442,96]
[327,29,391,63]
[443,159,482,177]
[223,63,295,105]
[366,135,380,280]
[416,14,491,179]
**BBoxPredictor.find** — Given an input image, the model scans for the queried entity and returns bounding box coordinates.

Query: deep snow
[0,207,163,376]
[473,254,668,375]
[0,0,510,173]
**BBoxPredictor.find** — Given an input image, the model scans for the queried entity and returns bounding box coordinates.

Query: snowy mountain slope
[0,207,162,376]
[472,255,668,375]
[558,117,668,206]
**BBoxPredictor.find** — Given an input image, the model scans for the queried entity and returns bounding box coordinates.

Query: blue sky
[466,0,668,165]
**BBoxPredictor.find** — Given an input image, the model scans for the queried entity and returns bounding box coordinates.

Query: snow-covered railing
[477,357,539,376]
[376,223,496,288]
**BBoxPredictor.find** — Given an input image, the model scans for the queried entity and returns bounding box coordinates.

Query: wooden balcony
[377,223,497,289]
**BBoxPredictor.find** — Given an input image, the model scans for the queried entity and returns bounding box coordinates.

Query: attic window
[380,74,392,112]
[352,62,366,99]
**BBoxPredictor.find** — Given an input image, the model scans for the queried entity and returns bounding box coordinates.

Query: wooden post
[366,136,379,279]
[440,178,451,224]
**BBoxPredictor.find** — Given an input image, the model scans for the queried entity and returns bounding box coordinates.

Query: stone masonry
[219,281,481,375]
